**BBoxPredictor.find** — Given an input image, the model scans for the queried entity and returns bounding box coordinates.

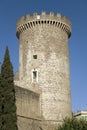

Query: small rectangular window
[33,55,37,59]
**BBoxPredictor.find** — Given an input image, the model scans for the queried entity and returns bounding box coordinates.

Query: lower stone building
[14,78,58,130]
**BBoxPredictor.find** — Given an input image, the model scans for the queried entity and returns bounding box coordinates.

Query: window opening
[33,55,37,59]
[32,69,38,83]
[33,71,37,79]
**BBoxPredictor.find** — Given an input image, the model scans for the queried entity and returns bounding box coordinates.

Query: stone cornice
[16,12,71,38]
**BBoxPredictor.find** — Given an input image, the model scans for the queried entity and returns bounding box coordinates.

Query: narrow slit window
[32,69,38,83]
[33,71,37,79]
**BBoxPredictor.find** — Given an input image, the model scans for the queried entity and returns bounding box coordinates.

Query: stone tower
[16,11,72,129]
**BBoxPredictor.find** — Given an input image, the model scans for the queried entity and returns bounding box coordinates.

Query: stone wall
[17,116,59,130]
[15,85,63,130]
[15,12,72,129]
[17,116,42,130]
[16,23,72,121]
[15,86,41,119]
[15,86,59,130]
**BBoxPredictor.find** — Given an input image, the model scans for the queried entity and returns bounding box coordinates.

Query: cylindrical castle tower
[16,12,72,124]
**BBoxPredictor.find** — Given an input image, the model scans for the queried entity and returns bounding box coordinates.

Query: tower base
[17,116,62,130]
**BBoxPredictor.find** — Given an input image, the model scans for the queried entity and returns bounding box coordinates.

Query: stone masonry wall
[17,116,59,130]
[18,23,72,121]
[15,86,59,130]
[16,12,72,129]
[15,86,41,119]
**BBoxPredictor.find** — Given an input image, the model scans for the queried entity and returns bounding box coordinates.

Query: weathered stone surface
[15,86,41,119]
[15,12,72,130]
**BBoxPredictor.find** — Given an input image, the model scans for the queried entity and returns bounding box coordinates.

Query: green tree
[0,72,2,130]
[57,117,87,130]
[1,47,18,130]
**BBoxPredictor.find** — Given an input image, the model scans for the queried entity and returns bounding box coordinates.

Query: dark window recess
[33,71,37,79]
[33,55,37,59]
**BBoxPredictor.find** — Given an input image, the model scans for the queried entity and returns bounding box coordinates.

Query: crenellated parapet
[16,12,71,38]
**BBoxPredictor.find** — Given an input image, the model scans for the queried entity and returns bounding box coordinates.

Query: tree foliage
[0,73,2,130]
[0,47,18,130]
[57,117,87,130]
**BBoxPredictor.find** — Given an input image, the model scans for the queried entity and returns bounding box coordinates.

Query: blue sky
[0,0,87,112]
